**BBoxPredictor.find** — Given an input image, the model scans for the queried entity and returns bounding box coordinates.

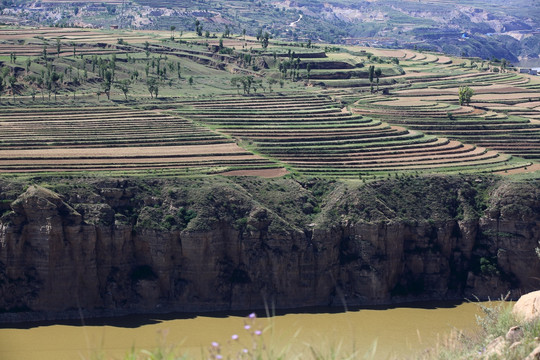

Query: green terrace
[177,94,530,178]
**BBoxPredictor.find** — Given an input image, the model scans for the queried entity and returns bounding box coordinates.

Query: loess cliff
[0,175,539,321]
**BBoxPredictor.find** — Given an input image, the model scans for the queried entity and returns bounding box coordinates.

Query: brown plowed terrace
[0,106,279,174]
[354,96,540,160]
[178,94,518,177]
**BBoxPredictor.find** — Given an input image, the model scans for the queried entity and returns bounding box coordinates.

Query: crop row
[180,94,518,175]
[0,105,283,174]
[354,97,540,159]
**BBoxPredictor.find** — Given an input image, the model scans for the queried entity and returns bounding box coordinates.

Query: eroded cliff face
[0,176,538,320]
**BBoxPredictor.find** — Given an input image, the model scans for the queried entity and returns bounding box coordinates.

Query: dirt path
[218,168,289,178]
[290,14,303,27]
[0,143,248,158]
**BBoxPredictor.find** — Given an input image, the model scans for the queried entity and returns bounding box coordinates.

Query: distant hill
[1,0,539,64]
[274,0,540,63]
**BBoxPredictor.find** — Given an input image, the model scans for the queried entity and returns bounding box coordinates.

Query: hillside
[0,25,538,322]
[0,27,538,178]
[1,0,539,64]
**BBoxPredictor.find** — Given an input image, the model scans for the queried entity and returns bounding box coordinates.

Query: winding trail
[290,14,303,27]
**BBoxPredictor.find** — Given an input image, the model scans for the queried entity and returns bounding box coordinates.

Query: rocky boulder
[513,291,540,322]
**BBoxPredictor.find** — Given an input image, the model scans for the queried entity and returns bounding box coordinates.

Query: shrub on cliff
[319,175,494,226]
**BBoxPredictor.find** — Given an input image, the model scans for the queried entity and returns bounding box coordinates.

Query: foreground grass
[98,312,370,360]
[418,298,540,360]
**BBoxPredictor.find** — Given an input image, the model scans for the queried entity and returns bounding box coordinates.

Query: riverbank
[419,292,540,359]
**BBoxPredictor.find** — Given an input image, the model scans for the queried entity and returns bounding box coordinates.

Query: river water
[0,301,491,360]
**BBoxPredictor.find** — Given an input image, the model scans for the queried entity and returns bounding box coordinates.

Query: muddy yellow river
[0,302,489,360]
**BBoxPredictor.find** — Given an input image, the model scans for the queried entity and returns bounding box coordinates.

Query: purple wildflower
[244,325,251,330]
[248,312,256,319]
[211,342,219,348]
[232,334,239,340]
[255,330,262,336]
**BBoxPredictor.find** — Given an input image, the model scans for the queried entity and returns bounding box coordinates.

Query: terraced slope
[309,47,540,163]
[177,94,528,178]
[0,27,161,45]
[354,98,540,160]
[0,106,280,175]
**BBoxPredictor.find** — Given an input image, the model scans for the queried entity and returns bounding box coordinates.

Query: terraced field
[342,51,540,161]
[354,98,540,160]
[177,94,529,178]
[0,27,163,45]
[0,25,537,180]
[0,106,280,175]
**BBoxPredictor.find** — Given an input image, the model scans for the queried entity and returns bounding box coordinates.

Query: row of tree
[230,76,282,94]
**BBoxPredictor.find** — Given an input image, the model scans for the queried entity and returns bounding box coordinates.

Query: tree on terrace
[368,65,375,93]
[241,76,253,94]
[36,76,43,100]
[8,75,16,100]
[146,77,158,98]
[115,79,131,100]
[267,78,277,92]
[144,41,150,58]
[501,58,507,72]
[46,71,60,101]
[0,75,4,102]
[195,19,203,36]
[374,68,382,91]
[458,86,475,106]
[231,77,241,94]
[102,70,112,99]
[261,32,270,49]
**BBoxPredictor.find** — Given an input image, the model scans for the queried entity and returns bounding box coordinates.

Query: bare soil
[0,143,249,158]
[495,163,540,175]
[217,168,289,178]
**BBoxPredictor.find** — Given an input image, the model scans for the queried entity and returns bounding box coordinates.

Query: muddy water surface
[0,301,491,360]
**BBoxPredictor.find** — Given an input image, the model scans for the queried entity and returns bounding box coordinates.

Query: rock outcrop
[513,290,540,322]
[0,176,538,321]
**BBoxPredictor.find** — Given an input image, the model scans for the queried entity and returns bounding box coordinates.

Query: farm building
[519,68,538,75]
